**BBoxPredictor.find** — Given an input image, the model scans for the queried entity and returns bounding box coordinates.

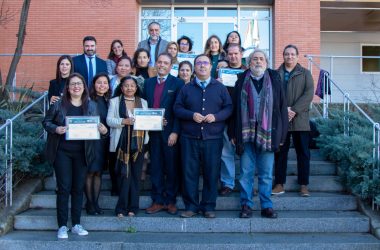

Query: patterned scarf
[241,70,273,151]
[115,96,145,177]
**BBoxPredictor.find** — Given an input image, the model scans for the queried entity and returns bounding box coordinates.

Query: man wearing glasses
[174,54,232,218]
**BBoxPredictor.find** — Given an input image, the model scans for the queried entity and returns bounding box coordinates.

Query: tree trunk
[5,0,31,87]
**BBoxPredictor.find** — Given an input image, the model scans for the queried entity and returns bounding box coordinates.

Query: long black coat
[228,69,288,155]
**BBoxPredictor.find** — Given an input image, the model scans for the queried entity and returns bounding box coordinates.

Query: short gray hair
[247,49,269,68]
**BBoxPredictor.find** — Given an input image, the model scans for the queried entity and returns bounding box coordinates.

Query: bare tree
[5,0,31,87]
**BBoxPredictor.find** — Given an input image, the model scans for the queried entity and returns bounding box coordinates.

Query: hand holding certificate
[218,68,244,87]
[66,116,100,140]
[133,108,165,131]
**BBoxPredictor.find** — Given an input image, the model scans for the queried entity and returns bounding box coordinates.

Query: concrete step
[30,191,357,211]
[1,231,379,250]
[14,209,370,233]
[288,148,325,161]
[44,175,344,192]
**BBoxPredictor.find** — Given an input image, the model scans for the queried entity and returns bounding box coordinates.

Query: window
[362,45,380,73]
[140,6,272,62]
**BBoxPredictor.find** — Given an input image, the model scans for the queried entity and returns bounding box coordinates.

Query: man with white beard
[228,49,288,219]
[137,22,169,66]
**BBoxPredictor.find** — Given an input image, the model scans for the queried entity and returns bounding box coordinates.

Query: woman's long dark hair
[132,48,150,68]
[107,39,127,60]
[55,55,74,82]
[113,75,141,98]
[89,73,112,101]
[61,73,90,112]
[222,31,242,52]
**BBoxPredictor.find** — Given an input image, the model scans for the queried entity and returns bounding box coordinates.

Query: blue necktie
[200,81,206,89]
[88,57,94,87]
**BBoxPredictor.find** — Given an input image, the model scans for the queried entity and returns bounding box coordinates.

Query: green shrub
[315,108,380,205]
[0,108,51,177]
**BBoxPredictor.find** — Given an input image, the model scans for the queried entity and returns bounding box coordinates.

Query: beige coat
[106,96,149,152]
[278,63,314,131]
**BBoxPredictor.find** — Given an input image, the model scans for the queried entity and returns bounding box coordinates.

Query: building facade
[1,0,379,102]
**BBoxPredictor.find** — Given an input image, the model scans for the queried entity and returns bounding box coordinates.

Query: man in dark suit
[73,36,107,87]
[143,53,184,215]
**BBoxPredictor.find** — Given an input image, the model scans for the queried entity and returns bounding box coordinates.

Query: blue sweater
[174,78,232,140]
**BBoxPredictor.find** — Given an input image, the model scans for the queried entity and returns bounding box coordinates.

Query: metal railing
[0,91,48,208]
[305,55,380,210]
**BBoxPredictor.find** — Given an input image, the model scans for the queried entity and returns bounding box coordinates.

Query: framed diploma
[218,68,244,87]
[177,53,198,66]
[65,116,100,140]
[170,64,179,77]
[133,108,165,131]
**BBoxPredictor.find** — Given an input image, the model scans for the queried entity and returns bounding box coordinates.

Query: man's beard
[251,66,265,77]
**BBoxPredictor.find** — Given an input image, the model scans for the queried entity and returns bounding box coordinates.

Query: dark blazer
[143,74,184,141]
[228,69,288,154]
[48,78,67,101]
[42,100,99,165]
[73,54,107,86]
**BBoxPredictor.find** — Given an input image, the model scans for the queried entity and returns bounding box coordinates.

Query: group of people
[43,21,314,239]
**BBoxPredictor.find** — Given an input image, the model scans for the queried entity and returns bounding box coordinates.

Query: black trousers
[109,152,119,195]
[274,131,310,185]
[54,148,87,227]
[181,137,223,212]
[149,132,179,205]
[115,151,144,215]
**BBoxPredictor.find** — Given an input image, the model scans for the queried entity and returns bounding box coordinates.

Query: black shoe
[219,186,233,196]
[261,208,277,219]
[202,211,216,219]
[86,202,97,215]
[94,203,104,215]
[239,205,252,218]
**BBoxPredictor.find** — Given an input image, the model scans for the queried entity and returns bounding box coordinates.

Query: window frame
[360,43,380,74]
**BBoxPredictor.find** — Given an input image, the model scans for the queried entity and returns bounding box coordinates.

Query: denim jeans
[220,128,236,189]
[239,142,274,209]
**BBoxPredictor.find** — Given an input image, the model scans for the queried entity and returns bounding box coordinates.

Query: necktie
[88,57,94,87]
[159,78,164,84]
[200,81,206,89]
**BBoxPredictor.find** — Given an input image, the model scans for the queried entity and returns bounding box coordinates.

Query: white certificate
[218,68,244,87]
[133,108,165,131]
[177,53,198,66]
[170,64,179,77]
[65,116,100,140]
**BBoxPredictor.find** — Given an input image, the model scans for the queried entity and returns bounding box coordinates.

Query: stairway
[0,149,379,249]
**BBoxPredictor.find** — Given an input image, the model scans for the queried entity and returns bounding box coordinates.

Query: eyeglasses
[195,61,210,66]
[69,82,83,87]
[180,43,189,46]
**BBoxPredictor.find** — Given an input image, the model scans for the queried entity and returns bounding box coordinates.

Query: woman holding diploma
[43,73,108,239]
[107,75,149,217]
[85,73,112,215]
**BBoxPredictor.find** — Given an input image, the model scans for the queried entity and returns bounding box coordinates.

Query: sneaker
[300,185,310,197]
[57,226,68,239]
[71,224,89,236]
[271,184,285,195]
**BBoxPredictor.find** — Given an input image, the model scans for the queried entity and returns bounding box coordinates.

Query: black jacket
[228,69,288,155]
[42,99,98,165]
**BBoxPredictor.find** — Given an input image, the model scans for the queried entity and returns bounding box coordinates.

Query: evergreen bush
[315,107,380,205]
[0,107,51,177]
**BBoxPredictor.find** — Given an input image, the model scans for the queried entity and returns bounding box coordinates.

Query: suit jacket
[73,54,107,86]
[137,37,169,63]
[143,74,184,141]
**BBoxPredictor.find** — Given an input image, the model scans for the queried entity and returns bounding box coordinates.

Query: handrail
[0,91,48,207]
[305,54,380,210]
